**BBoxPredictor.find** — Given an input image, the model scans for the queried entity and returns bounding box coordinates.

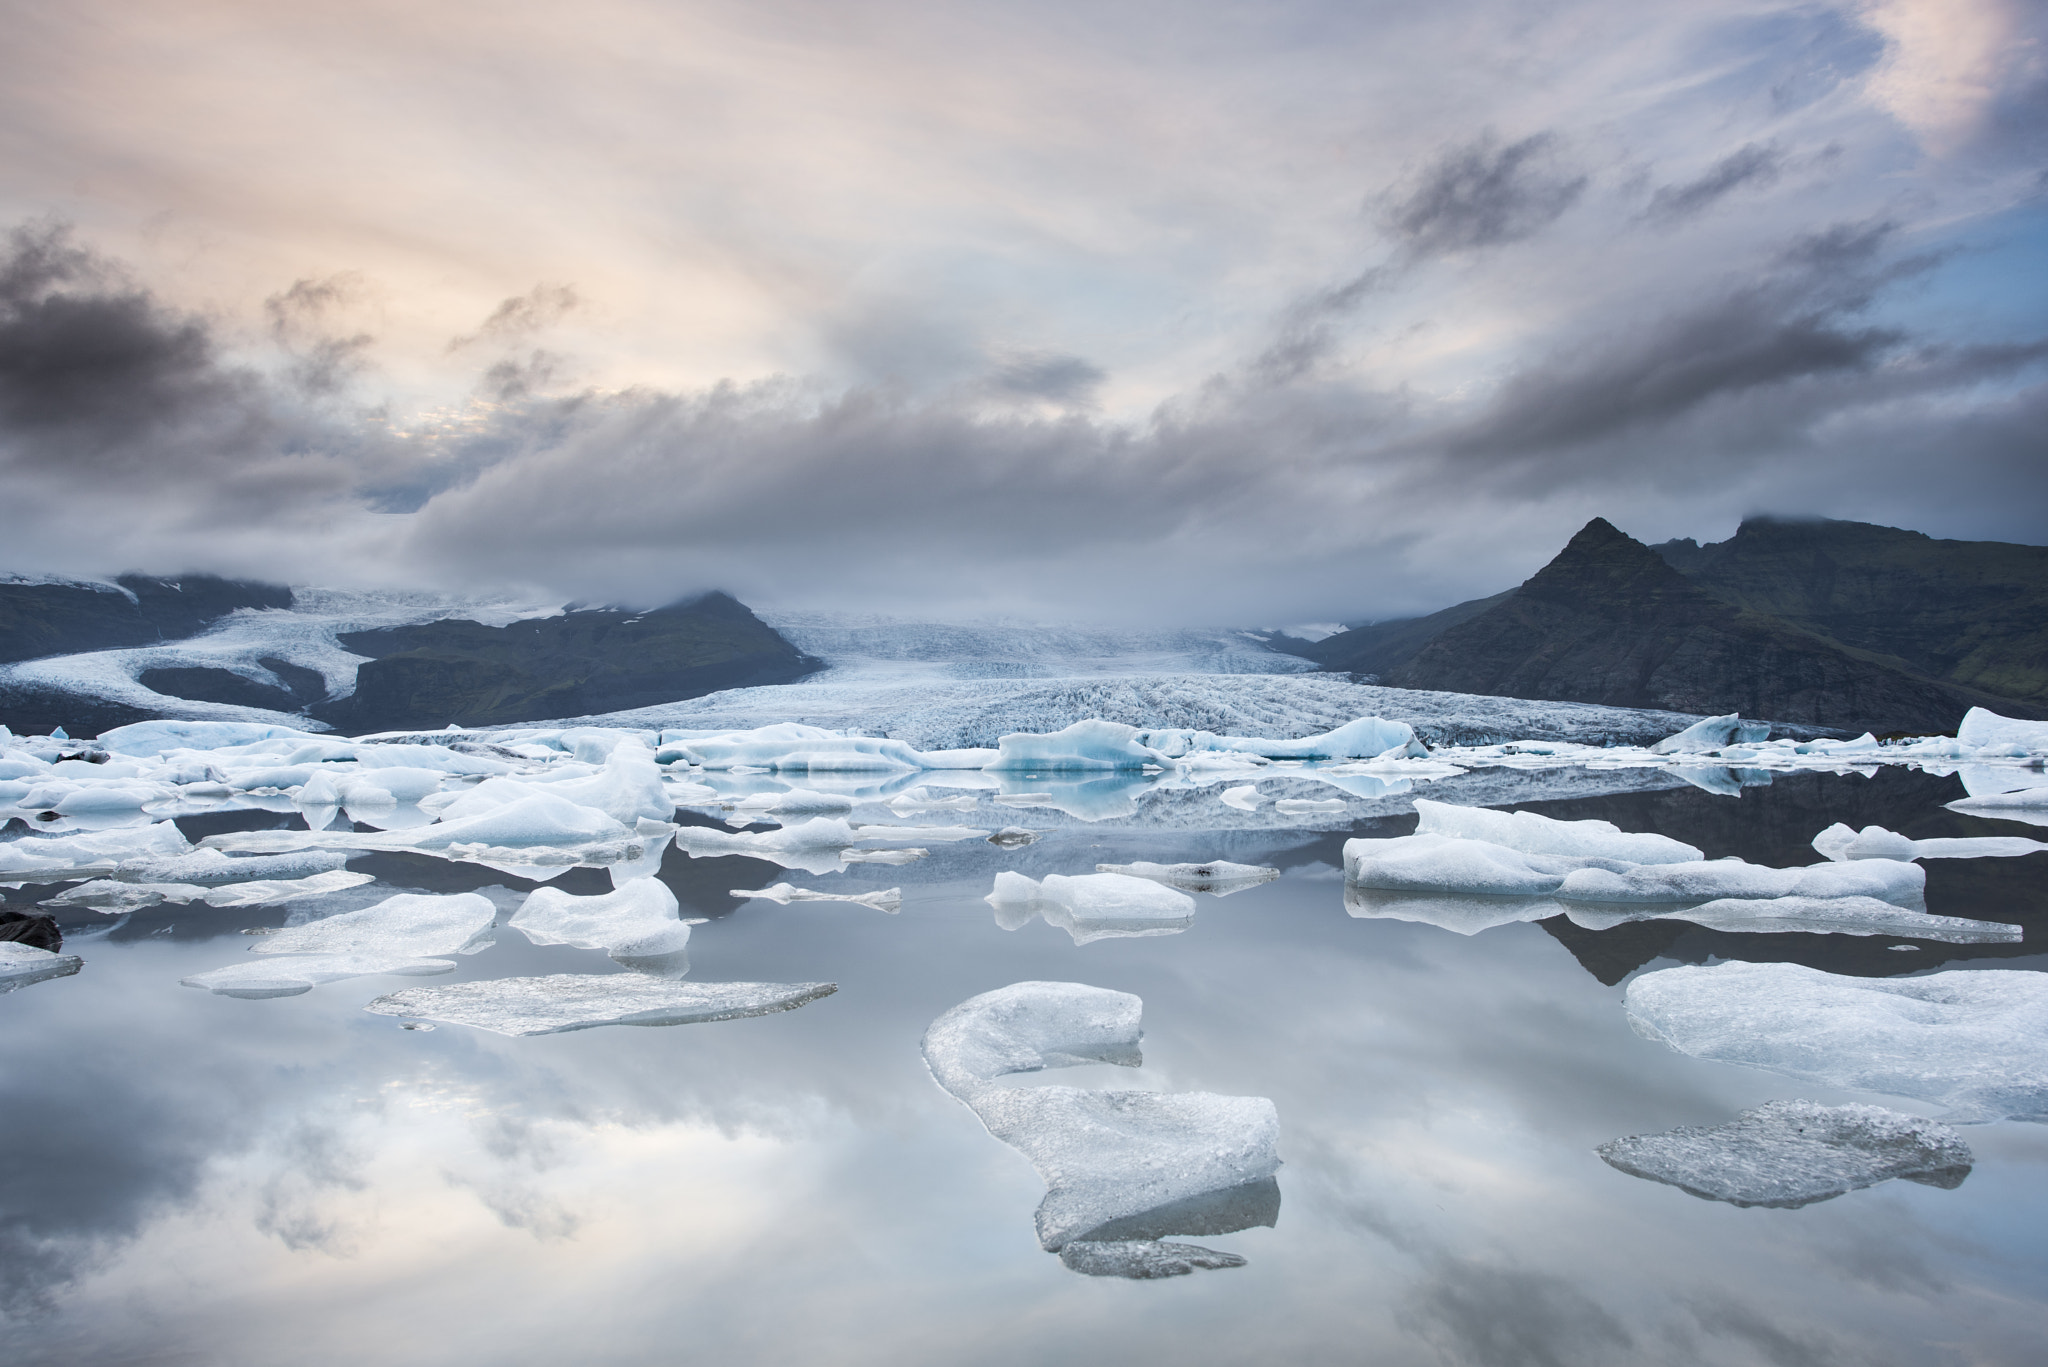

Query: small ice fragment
[986,872,1197,944]
[1096,861,1278,896]
[1058,1240,1248,1278]
[1650,714,1771,754]
[199,870,376,907]
[987,827,1041,848]
[44,880,209,912]
[363,975,837,1036]
[730,883,902,912]
[250,892,497,958]
[511,880,695,958]
[1219,785,1261,811]
[1597,1101,1972,1208]
[0,941,83,993]
[1813,822,2048,862]
[400,1021,435,1031]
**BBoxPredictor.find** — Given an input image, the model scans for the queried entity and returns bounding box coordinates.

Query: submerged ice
[1597,1101,1972,1208]
[364,975,837,1036]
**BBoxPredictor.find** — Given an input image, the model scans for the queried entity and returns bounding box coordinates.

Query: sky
[0,0,2043,625]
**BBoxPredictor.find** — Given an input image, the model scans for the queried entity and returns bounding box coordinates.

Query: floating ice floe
[1345,833,1613,897]
[730,883,903,912]
[249,892,498,958]
[1956,706,2048,756]
[1597,1101,1972,1208]
[986,871,1197,944]
[1812,823,2048,862]
[0,821,192,882]
[181,953,457,999]
[1413,798,1702,864]
[662,724,932,772]
[1625,962,2048,1122]
[510,880,698,960]
[0,941,83,993]
[1566,895,2018,943]
[921,981,1279,1276]
[197,869,377,907]
[1219,785,1261,811]
[1557,857,1926,905]
[44,878,207,911]
[1650,714,1772,754]
[364,975,837,1036]
[1094,861,1279,896]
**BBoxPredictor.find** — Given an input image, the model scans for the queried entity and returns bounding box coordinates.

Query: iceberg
[181,954,456,999]
[1209,716,1416,760]
[363,975,837,1036]
[667,724,928,772]
[1597,1101,1972,1208]
[1344,833,1604,897]
[199,870,377,907]
[985,720,1173,772]
[1094,861,1279,896]
[1812,823,2048,862]
[1624,962,2048,1122]
[1650,714,1772,754]
[986,872,1197,944]
[1414,798,1702,864]
[1219,785,1261,811]
[510,880,697,959]
[249,892,498,958]
[0,820,194,880]
[1956,707,2048,755]
[0,941,84,993]
[96,720,324,756]
[921,982,1279,1270]
[44,880,209,912]
[730,883,903,912]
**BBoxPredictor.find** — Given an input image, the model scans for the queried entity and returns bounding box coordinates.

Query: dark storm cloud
[1646,143,1785,223]
[266,274,376,397]
[1382,133,1589,257]
[983,350,1105,403]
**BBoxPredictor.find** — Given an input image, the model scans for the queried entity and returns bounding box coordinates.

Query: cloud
[1381,133,1588,257]
[1646,143,1785,222]
[448,284,580,352]
[1398,1260,1634,1367]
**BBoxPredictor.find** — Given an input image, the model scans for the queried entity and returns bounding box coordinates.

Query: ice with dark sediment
[1093,861,1279,896]
[248,892,498,958]
[1813,822,2048,862]
[509,880,698,959]
[364,975,837,1036]
[0,941,84,993]
[181,954,457,999]
[1597,1101,1973,1208]
[920,981,1279,1277]
[1625,963,2048,1122]
[986,871,1197,944]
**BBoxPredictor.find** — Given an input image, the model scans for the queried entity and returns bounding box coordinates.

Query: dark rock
[1287,590,1514,677]
[314,590,821,733]
[0,574,292,665]
[0,911,62,952]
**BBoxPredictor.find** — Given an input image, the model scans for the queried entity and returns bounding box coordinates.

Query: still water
[4,766,2045,1366]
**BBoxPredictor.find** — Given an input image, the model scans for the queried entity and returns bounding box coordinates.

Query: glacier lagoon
[2,726,2047,1363]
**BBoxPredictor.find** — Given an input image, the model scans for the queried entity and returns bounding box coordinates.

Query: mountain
[310,592,821,733]
[0,574,292,664]
[1297,518,2043,734]
[1650,517,2048,710]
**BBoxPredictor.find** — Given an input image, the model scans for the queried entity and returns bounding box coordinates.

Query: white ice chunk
[363,975,837,1036]
[51,781,175,814]
[1344,833,1598,897]
[1218,785,1261,811]
[733,787,856,814]
[1095,861,1279,896]
[986,720,1173,772]
[730,883,903,911]
[1625,962,2048,1122]
[536,741,672,824]
[1957,707,2048,755]
[986,872,1197,944]
[250,892,497,958]
[920,982,1280,1255]
[181,954,456,999]
[0,941,83,992]
[671,724,928,772]
[1813,822,2048,862]
[1570,895,2017,942]
[0,821,192,880]
[1650,714,1771,754]
[44,880,208,911]
[1414,798,1703,864]
[1947,788,2048,816]
[1557,857,1926,906]
[198,870,377,907]
[1210,715,1416,760]
[1597,1101,1972,1208]
[509,880,695,959]
[96,720,324,756]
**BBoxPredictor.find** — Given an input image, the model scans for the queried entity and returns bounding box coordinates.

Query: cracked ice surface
[0,941,83,993]
[921,982,1280,1270]
[364,975,837,1036]
[1625,963,2048,1122]
[1597,1101,1973,1208]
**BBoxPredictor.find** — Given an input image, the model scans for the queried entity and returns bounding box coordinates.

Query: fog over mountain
[1,0,2043,623]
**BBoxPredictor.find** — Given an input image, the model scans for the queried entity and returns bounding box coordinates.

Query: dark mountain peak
[1518,518,1701,611]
